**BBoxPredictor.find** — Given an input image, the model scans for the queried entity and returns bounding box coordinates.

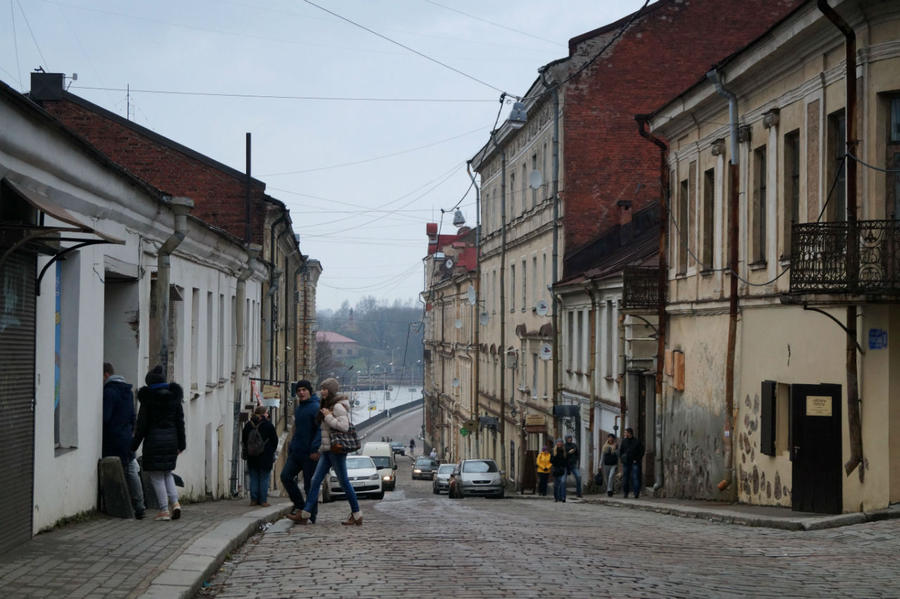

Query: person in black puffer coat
[132,365,186,521]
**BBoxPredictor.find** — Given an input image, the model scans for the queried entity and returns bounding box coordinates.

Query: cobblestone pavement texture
[0,498,277,599]
[200,482,900,598]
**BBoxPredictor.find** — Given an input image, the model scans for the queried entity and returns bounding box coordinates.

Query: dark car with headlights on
[455,459,504,498]
[389,441,406,456]
[411,457,439,480]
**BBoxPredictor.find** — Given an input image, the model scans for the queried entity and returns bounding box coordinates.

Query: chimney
[30,72,65,101]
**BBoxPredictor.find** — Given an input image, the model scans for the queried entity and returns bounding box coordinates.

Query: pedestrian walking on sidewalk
[600,433,619,497]
[288,378,363,526]
[536,446,552,496]
[102,362,146,519]
[132,365,186,521]
[619,427,644,498]
[279,380,321,522]
[242,405,278,506]
[550,439,568,503]
[564,434,583,498]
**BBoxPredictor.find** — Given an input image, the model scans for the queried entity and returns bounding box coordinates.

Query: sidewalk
[514,490,900,531]
[5,492,899,599]
[0,498,292,599]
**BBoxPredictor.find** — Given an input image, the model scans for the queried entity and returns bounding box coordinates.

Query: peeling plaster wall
[663,312,729,499]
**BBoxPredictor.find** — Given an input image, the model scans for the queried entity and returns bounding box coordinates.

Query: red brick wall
[39,99,267,245]
[562,0,802,270]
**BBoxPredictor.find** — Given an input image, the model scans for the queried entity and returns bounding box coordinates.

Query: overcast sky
[2,0,647,311]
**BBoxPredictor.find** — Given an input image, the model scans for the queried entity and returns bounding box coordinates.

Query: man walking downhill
[564,434,583,498]
[619,427,645,498]
[280,380,321,522]
[102,362,145,519]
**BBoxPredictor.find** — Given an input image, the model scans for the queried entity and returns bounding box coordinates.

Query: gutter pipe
[156,196,193,374]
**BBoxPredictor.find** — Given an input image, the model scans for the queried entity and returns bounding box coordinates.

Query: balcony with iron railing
[622,266,661,310]
[789,220,900,296]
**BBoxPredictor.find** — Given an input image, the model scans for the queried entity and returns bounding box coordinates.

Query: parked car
[455,459,504,498]
[411,457,439,480]
[389,441,406,456]
[322,455,384,502]
[432,463,455,494]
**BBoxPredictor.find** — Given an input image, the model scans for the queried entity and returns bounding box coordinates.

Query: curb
[136,503,292,599]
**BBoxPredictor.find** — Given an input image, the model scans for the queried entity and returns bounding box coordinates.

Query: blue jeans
[567,465,582,496]
[280,453,319,521]
[249,467,271,504]
[553,472,566,501]
[303,451,360,515]
[621,461,642,497]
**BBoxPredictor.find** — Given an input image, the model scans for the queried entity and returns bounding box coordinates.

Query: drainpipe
[818,0,863,481]
[706,69,740,496]
[499,148,507,474]
[636,115,669,492]
[467,160,481,453]
[548,78,561,440]
[230,250,257,496]
[156,196,193,375]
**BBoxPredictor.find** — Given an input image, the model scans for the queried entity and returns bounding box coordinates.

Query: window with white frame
[752,145,767,264]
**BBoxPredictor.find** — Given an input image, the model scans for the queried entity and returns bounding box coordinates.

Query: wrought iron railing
[622,266,660,309]
[790,220,900,295]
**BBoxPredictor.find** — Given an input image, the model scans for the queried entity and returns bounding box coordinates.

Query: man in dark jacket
[619,427,645,498]
[242,405,279,506]
[280,380,322,522]
[564,434,583,498]
[103,362,145,519]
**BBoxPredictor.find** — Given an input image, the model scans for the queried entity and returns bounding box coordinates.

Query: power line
[14,0,48,70]
[70,85,494,104]
[423,0,565,48]
[302,0,506,94]
[261,126,486,176]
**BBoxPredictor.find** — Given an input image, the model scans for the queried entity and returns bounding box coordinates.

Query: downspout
[546,74,562,440]
[818,0,863,481]
[636,115,669,492]
[230,252,256,496]
[467,160,481,455]
[499,148,507,474]
[156,196,193,374]
[706,69,740,495]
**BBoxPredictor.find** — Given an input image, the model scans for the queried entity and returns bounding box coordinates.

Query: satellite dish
[539,343,552,361]
[454,319,463,329]
[451,377,460,388]
[529,169,543,189]
[479,312,490,326]
[535,299,549,316]
[466,285,477,305]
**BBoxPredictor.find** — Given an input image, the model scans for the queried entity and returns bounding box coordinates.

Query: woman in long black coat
[132,365,186,521]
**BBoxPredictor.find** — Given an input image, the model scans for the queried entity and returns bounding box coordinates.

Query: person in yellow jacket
[536,446,552,496]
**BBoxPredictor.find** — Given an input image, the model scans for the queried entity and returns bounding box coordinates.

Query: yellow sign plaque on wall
[806,395,832,417]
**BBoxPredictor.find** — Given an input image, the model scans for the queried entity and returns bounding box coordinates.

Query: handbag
[329,417,360,454]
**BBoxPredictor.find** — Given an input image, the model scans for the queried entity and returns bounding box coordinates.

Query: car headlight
[413,469,421,473]
[383,474,393,481]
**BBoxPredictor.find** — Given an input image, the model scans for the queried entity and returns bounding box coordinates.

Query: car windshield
[370,456,391,468]
[462,460,498,473]
[437,464,455,474]
[415,458,435,468]
[346,456,375,470]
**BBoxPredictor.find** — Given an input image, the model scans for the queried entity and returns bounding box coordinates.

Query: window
[566,312,574,370]
[218,294,224,380]
[887,97,900,219]
[532,256,538,306]
[752,145,767,264]
[827,110,847,221]
[206,292,214,384]
[605,300,614,377]
[55,257,80,449]
[760,380,791,456]
[677,179,689,274]
[191,289,199,387]
[230,295,237,375]
[509,172,516,219]
[521,259,527,311]
[510,264,516,312]
[521,163,528,212]
[532,352,538,394]
[783,131,800,258]
[576,310,584,372]
[531,154,538,208]
[702,168,715,269]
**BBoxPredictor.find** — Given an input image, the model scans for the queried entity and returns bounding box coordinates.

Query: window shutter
[760,380,776,456]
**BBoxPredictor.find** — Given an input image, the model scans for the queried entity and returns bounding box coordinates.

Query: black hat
[145,365,165,386]
[565,434,573,440]
[296,379,314,394]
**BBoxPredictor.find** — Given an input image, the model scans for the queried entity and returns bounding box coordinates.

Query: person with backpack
[242,405,278,506]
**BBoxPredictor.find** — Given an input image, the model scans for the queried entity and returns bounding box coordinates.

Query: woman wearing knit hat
[132,365,186,521]
[288,377,362,526]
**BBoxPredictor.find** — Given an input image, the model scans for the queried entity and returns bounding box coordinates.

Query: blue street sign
[869,328,888,350]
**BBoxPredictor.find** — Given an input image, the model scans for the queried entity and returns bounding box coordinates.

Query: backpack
[246,420,266,457]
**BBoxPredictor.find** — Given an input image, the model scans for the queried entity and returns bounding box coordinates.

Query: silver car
[322,455,384,502]
[432,463,456,494]
[455,459,505,498]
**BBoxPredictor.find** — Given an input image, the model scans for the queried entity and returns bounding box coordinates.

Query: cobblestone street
[202,477,900,598]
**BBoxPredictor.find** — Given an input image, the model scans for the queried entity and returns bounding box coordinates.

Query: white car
[322,455,384,502]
